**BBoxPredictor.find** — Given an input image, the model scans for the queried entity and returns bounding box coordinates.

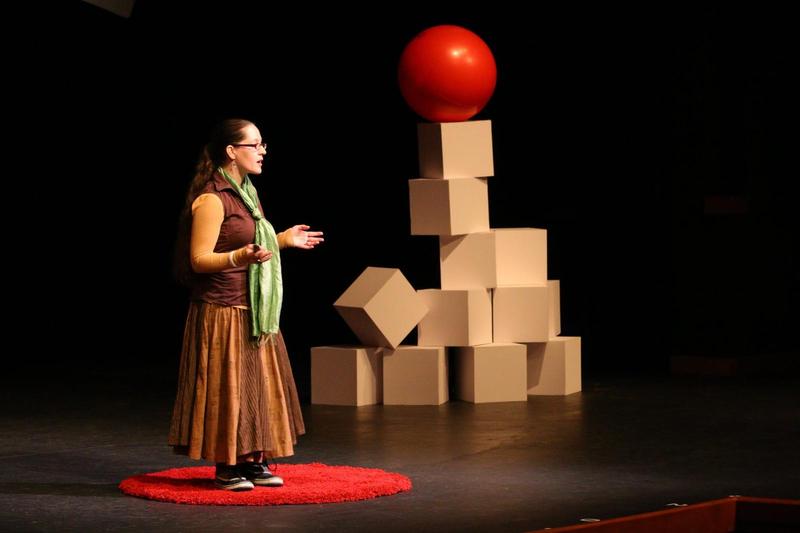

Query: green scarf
[219,167,283,338]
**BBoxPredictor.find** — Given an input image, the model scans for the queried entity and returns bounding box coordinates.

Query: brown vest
[190,172,264,306]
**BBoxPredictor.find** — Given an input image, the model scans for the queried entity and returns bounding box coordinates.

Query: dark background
[36,3,797,400]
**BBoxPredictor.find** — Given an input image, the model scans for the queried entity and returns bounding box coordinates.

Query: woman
[168,118,323,491]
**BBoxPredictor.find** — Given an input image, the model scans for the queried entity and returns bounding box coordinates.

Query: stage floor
[1,371,797,532]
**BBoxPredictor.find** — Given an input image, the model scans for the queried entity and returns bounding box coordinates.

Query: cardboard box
[494,228,548,286]
[417,289,493,347]
[548,280,561,338]
[440,228,548,289]
[453,343,528,403]
[383,346,448,405]
[527,337,582,395]
[409,178,489,236]
[493,285,550,343]
[311,346,382,405]
[334,267,428,349]
[418,120,494,179]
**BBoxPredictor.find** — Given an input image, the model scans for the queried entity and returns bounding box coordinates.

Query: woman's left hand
[286,224,324,249]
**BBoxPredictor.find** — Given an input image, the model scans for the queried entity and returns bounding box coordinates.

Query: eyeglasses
[231,142,268,152]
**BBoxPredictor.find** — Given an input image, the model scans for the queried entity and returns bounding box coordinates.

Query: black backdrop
[48,3,797,400]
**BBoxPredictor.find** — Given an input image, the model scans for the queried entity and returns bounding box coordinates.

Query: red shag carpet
[118,463,412,505]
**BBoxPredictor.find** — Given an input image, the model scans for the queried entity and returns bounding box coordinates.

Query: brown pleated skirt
[168,301,305,465]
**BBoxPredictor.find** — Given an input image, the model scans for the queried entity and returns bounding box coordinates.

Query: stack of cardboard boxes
[312,121,581,406]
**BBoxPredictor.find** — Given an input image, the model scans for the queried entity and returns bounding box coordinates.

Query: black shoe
[239,462,284,487]
[214,463,255,491]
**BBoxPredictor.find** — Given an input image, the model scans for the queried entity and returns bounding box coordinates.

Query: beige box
[409,178,489,236]
[311,346,382,405]
[440,228,548,289]
[417,289,492,347]
[454,343,527,403]
[493,285,550,343]
[383,346,448,405]
[334,267,427,349]
[495,229,548,286]
[527,337,582,395]
[418,120,494,179]
[548,280,561,338]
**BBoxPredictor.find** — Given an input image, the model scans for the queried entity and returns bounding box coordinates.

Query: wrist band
[228,251,238,267]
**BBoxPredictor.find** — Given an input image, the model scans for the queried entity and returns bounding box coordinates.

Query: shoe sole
[252,477,284,487]
[252,481,283,487]
[214,480,255,491]
[255,475,283,487]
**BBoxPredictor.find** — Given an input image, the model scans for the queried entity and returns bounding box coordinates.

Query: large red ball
[398,25,497,122]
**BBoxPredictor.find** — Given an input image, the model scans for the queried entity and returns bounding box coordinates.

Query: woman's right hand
[244,243,272,265]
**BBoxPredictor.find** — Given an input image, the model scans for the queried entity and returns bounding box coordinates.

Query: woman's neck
[220,164,243,185]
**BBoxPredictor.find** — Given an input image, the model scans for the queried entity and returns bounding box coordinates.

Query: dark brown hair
[173,118,254,285]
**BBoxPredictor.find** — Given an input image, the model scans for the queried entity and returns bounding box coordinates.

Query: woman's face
[231,124,267,175]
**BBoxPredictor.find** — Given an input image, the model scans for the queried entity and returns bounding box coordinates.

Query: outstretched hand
[286,224,324,250]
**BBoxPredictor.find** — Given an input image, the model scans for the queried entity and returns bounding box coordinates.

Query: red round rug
[119,463,412,505]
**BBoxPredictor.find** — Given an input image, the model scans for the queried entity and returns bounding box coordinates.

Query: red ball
[398,25,497,122]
